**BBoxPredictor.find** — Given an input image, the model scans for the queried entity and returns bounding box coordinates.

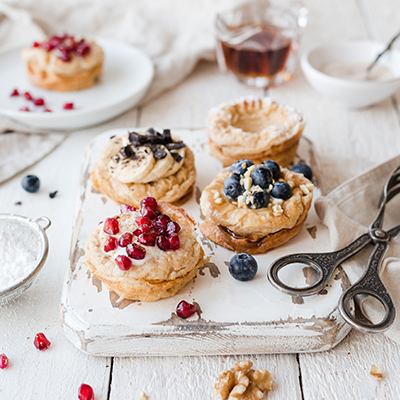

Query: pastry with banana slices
[199,159,314,254]
[91,128,196,207]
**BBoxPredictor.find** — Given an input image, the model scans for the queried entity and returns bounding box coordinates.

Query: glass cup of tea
[215,1,308,88]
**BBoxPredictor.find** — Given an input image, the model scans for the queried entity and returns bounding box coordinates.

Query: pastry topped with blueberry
[207,97,305,167]
[84,197,205,302]
[199,159,314,254]
[91,128,196,207]
[21,33,103,91]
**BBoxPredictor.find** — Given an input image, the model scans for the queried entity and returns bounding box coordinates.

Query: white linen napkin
[315,155,400,344]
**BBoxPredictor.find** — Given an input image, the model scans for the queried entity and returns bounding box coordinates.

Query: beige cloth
[315,155,400,344]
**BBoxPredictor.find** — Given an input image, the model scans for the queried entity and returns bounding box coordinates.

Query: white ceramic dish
[301,40,400,108]
[0,38,154,130]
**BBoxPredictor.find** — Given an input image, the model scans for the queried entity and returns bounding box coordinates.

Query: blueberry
[291,163,313,181]
[223,174,244,200]
[229,159,254,176]
[229,253,258,281]
[21,175,40,193]
[261,160,281,181]
[245,190,270,209]
[270,181,292,200]
[250,166,273,189]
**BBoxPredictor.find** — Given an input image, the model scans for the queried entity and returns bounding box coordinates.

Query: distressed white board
[60,128,352,356]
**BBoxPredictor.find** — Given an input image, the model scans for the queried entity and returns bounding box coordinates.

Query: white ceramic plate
[0,38,154,130]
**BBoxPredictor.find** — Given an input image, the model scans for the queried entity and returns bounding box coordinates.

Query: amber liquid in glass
[220,24,292,79]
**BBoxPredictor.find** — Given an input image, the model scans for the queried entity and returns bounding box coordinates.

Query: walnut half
[215,360,273,400]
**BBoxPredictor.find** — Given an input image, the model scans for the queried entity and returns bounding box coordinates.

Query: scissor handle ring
[339,288,396,333]
[268,254,328,297]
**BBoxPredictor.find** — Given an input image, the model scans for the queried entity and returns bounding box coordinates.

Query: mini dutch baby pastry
[84,197,205,302]
[91,128,196,207]
[21,33,104,91]
[200,159,314,254]
[207,97,305,167]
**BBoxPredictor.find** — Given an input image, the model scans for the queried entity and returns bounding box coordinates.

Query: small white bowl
[301,40,400,108]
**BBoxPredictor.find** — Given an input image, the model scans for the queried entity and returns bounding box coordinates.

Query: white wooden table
[1,1,400,398]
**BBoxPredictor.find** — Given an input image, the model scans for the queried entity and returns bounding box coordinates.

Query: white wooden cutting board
[60,128,352,357]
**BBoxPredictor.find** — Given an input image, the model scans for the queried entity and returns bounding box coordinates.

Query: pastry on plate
[200,159,314,254]
[21,33,103,91]
[91,128,196,207]
[84,197,205,302]
[207,97,305,167]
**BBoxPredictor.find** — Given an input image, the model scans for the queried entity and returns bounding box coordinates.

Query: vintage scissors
[268,165,400,333]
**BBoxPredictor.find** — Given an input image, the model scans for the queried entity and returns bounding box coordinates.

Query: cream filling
[21,40,103,76]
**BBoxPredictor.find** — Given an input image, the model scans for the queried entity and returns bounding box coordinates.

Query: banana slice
[135,145,174,183]
[109,146,155,183]
[162,147,186,178]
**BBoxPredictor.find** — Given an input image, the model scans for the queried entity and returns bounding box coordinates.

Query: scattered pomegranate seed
[24,92,33,101]
[168,233,180,250]
[133,228,142,237]
[154,214,171,230]
[33,42,40,48]
[166,221,181,234]
[138,233,156,247]
[140,206,157,220]
[33,98,45,106]
[176,300,196,319]
[157,235,170,251]
[10,89,19,97]
[104,236,118,252]
[44,109,52,112]
[78,383,94,400]
[136,216,152,226]
[63,102,74,110]
[118,232,133,247]
[126,243,146,260]
[115,255,132,271]
[140,197,158,210]
[0,354,9,369]
[34,332,51,350]
[19,107,30,112]
[103,218,119,235]
[120,204,136,213]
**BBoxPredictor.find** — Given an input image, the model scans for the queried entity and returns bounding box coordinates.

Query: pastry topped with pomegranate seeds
[84,198,205,302]
[21,33,103,91]
[91,128,196,207]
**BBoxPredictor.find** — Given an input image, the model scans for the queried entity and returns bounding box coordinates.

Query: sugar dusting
[0,220,40,291]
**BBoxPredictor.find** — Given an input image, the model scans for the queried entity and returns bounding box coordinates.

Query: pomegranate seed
[33,98,45,106]
[157,235,170,251]
[120,204,136,213]
[140,206,157,220]
[103,218,119,235]
[176,300,196,319]
[24,92,33,101]
[135,216,152,226]
[133,228,142,236]
[104,236,118,252]
[63,102,74,110]
[59,53,71,62]
[44,109,52,112]
[34,333,51,350]
[126,243,146,260]
[10,89,19,97]
[166,221,181,234]
[118,232,133,247]
[154,214,171,230]
[19,107,30,112]
[168,233,180,250]
[115,255,132,271]
[140,197,158,210]
[138,233,156,247]
[76,44,91,57]
[78,383,94,400]
[151,226,164,236]
[33,42,40,48]
[41,42,55,51]
[0,354,9,369]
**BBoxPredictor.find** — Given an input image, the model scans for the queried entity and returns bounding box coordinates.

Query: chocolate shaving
[154,149,167,159]
[15,201,22,206]
[109,135,116,139]
[166,142,186,150]
[171,152,183,163]
[161,129,173,144]
[49,190,58,199]
[119,145,133,159]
